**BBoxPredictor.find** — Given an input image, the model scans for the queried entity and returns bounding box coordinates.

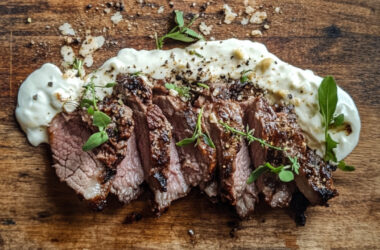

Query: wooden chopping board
[1,0,379,249]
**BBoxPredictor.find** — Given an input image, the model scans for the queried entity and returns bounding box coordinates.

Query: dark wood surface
[1,0,379,249]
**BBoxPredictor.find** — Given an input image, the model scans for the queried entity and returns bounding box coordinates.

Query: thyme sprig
[176,107,215,148]
[247,156,300,183]
[220,122,283,151]
[80,77,116,151]
[220,121,300,183]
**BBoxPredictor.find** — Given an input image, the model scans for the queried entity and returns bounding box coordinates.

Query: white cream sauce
[15,39,360,161]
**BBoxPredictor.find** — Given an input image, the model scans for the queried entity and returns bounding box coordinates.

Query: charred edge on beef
[115,74,189,213]
[205,101,258,217]
[152,91,217,189]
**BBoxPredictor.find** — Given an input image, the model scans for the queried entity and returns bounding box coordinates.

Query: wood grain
[0,0,379,249]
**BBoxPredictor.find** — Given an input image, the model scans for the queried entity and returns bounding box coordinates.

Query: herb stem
[219,121,283,151]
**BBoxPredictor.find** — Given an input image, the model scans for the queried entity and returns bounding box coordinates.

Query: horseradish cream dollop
[15,39,360,161]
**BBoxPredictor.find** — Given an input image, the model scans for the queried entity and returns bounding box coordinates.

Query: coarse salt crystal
[59,23,76,36]
[157,6,164,14]
[250,11,267,24]
[199,22,213,36]
[111,12,123,24]
[223,4,237,24]
[251,30,263,37]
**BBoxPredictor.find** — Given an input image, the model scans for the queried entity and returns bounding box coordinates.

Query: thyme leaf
[220,122,283,151]
[176,107,215,148]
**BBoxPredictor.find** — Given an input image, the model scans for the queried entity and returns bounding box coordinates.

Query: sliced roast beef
[247,97,337,207]
[81,98,145,204]
[204,101,258,218]
[295,148,338,205]
[153,94,217,190]
[81,98,136,169]
[110,131,144,203]
[116,74,189,213]
[246,98,297,207]
[48,112,111,209]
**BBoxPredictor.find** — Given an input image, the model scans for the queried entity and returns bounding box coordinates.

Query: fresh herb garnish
[165,83,191,99]
[247,156,300,184]
[337,160,355,172]
[156,10,204,49]
[80,77,115,151]
[330,113,344,128]
[220,121,300,183]
[240,70,252,83]
[197,82,209,89]
[318,76,355,171]
[72,58,84,78]
[176,107,215,148]
[220,122,283,151]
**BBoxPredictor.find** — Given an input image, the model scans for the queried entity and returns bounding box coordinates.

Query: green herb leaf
[105,82,117,88]
[72,58,84,78]
[93,111,111,130]
[176,106,215,149]
[176,137,197,147]
[87,106,94,115]
[318,76,355,169]
[240,70,252,83]
[331,113,344,127]
[165,32,196,42]
[183,28,204,40]
[278,170,294,182]
[80,99,93,108]
[325,133,338,162]
[318,76,338,129]
[202,133,215,148]
[288,156,300,175]
[82,131,109,151]
[174,10,184,27]
[247,165,268,184]
[197,82,209,89]
[156,10,203,49]
[220,122,283,151]
[165,83,191,99]
[337,160,355,171]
